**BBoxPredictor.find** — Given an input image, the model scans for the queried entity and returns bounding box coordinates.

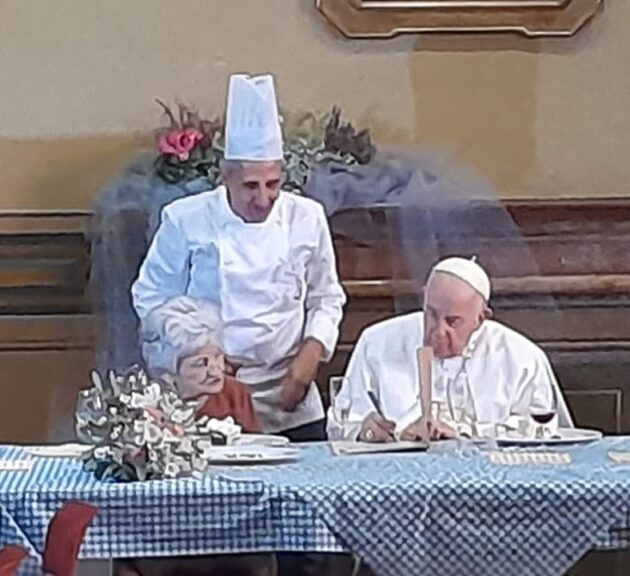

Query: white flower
[144,421,163,444]
[94,446,113,460]
[198,417,241,439]
[171,407,195,425]
[90,371,104,392]
[110,424,123,440]
[164,462,180,478]
[133,418,147,433]
[162,428,182,444]
[159,392,182,416]
[129,383,161,408]
[191,455,206,473]
[174,436,193,454]
[132,418,150,444]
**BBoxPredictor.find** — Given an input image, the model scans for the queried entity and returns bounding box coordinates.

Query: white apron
[216,194,323,433]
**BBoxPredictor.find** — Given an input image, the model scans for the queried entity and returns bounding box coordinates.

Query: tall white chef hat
[223,74,284,162]
[431,256,491,302]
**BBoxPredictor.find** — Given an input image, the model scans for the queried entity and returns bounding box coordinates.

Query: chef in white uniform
[132,74,346,441]
[327,257,573,442]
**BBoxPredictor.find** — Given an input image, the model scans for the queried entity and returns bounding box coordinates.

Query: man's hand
[427,419,458,440]
[399,417,429,442]
[281,339,324,411]
[281,373,310,411]
[400,418,458,441]
[359,412,396,443]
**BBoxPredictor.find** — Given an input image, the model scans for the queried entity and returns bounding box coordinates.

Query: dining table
[2,437,630,576]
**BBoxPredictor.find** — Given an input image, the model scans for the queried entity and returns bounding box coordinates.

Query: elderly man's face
[223,161,283,223]
[423,273,487,359]
[176,345,225,400]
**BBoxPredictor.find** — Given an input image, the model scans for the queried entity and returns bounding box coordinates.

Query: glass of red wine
[529,384,558,439]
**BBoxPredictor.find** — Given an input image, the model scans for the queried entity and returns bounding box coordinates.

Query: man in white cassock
[132,74,346,442]
[327,256,573,442]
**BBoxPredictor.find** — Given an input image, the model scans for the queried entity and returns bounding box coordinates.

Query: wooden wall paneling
[0,212,94,443]
[0,315,95,443]
[0,200,629,440]
[329,200,630,434]
[0,212,90,314]
[0,348,96,443]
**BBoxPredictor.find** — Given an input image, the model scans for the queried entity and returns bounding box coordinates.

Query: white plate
[496,427,603,447]
[203,446,300,465]
[231,434,290,447]
[24,443,92,458]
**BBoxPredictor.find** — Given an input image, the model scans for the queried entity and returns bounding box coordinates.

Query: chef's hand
[401,418,458,441]
[281,339,324,411]
[359,412,396,443]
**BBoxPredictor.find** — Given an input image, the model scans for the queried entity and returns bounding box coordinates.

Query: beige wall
[0,0,627,209]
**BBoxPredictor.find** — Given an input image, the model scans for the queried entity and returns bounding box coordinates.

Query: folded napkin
[487,451,571,466]
[0,460,32,472]
[609,451,630,464]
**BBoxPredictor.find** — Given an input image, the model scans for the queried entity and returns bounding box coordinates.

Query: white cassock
[132,186,346,433]
[327,311,573,440]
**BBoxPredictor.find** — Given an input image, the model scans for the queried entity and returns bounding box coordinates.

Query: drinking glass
[530,383,558,439]
[329,376,351,426]
[446,373,476,435]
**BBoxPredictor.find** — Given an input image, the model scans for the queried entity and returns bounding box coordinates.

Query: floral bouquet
[153,100,223,185]
[76,366,241,481]
[281,106,375,192]
[152,100,375,191]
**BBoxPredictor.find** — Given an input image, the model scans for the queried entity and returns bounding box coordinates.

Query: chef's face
[423,273,489,359]
[222,160,283,223]
[175,345,225,399]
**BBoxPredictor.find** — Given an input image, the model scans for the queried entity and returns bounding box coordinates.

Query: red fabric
[42,502,98,576]
[197,376,261,433]
[0,546,27,576]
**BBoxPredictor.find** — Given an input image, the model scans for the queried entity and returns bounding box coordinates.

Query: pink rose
[158,128,204,161]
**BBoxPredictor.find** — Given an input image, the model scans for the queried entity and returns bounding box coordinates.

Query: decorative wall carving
[316,0,603,38]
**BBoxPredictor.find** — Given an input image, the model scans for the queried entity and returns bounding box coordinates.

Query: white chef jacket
[132,186,346,433]
[327,312,573,440]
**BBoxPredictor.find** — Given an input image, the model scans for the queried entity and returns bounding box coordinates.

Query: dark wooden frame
[316,0,603,38]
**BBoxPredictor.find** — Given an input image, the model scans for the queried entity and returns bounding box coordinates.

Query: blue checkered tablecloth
[3,438,630,576]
